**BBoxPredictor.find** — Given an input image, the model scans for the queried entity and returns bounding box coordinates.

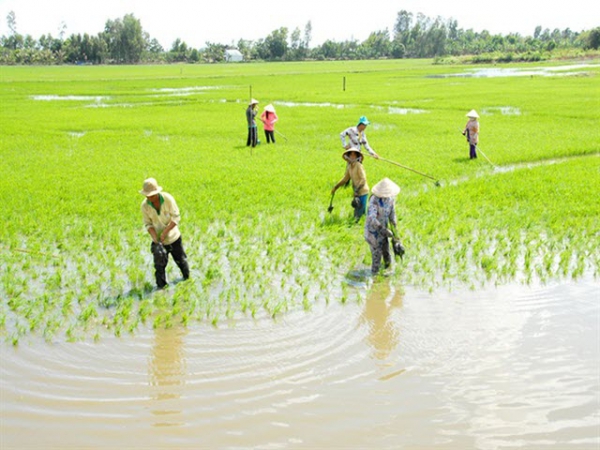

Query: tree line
[1,10,598,65]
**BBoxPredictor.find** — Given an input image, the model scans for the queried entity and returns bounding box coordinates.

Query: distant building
[225,49,243,62]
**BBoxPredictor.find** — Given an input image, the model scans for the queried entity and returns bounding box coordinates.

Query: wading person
[364,178,400,276]
[246,98,259,147]
[340,115,380,159]
[140,178,189,289]
[331,148,369,222]
[463,109,480,159]
[260,104,278,144]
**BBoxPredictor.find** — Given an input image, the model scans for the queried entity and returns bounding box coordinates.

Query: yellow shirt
[338,161,369,196]
[141,192,181,245]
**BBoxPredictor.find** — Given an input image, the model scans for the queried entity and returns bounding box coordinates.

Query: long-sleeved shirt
[141,192,181,245]
[246,106,257,128]
[364,196,397,246]
[340,126,375,156]
[464,119,479,145]
[337,160,369,196]
[260,111,278,131]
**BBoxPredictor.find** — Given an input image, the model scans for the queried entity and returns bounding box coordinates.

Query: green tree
[264,27,288,59]
[394,10,413,43]
[169,38,189,62]
[304,21,312,49]
[103,13,145,63]
[6,11,16,35]
[584,27,600,49]
[237,38,253,60]
[203,41,226,62]
[361,30,391,58]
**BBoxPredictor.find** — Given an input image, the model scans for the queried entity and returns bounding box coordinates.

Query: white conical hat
[264,104,276,112]
[466,109,479,118]
[249,98,259,105]
[371,178,400,198]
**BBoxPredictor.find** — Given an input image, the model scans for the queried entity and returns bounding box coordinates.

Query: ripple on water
[1,278,598,449]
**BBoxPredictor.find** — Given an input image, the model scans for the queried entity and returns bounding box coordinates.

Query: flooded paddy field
[1,59,599,448]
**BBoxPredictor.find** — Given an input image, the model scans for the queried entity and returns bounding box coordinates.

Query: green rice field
[1,60,599,343]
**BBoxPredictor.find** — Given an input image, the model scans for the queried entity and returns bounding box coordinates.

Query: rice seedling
[1,60,598,341]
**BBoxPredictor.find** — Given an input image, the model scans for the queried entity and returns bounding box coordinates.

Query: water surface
[1,277,598,449]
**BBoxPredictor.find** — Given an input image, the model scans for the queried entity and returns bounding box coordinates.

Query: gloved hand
[151,242,168,266]
[384,228,394,238]
[392,238,405,259]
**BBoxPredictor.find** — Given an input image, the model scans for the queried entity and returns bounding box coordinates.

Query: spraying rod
[370,154,441,186]
[459,129,497,168]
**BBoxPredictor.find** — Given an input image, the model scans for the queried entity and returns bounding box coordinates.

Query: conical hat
[466,109,479,118]
[371,178,400,198]
[343,148,363,162]
[249,98,259,105]
[264,104,276,113]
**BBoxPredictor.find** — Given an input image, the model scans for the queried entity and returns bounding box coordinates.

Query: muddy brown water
[1,276,598,449]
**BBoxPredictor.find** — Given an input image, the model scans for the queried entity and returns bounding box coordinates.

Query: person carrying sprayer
[140,178,190,289]
[462,109,480,159]
[340,116,380,159]
[331,148,369,222]
[246,98,259,148]
[364,178,400,276]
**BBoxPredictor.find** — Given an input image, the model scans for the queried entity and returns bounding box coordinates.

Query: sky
[0,0,598,50]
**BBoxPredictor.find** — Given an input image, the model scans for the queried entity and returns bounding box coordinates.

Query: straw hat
[343,148,363,161]
[264,104,276,113]
[466,109,479,118]
[372,178,400,198]
[139,177,163,196]
[249,98,259,105]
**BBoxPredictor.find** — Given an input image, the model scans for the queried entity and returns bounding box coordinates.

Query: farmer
[331,148,370,222]
[246,98,259,147]
[260,104,278,144]
[463,109,480,159]
[340,116,380,159]
[364,178,400,276]
[140,177,189,289]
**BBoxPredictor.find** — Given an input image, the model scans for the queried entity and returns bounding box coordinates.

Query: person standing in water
[140,178,190,289]
[364,178,400,276]
[331,148,370,222]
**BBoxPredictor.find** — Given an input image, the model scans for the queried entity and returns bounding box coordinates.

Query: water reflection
[148,326,187,427]
[360,281,403,360]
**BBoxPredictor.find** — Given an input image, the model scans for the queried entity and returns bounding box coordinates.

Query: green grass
[1,59,599,343]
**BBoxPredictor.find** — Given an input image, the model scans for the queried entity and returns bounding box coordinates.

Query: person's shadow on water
[148,325,188,427]
[359,280,403,361]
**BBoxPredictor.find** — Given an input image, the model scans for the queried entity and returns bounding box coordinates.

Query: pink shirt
[260,111,278,131]
[464,119,479,145]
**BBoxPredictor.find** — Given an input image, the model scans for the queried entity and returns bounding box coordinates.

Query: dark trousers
[247,126,258,147]
[265,130,275,143]
[151,236,189,289]
[369,239,392,275]
[469,144,478,159]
